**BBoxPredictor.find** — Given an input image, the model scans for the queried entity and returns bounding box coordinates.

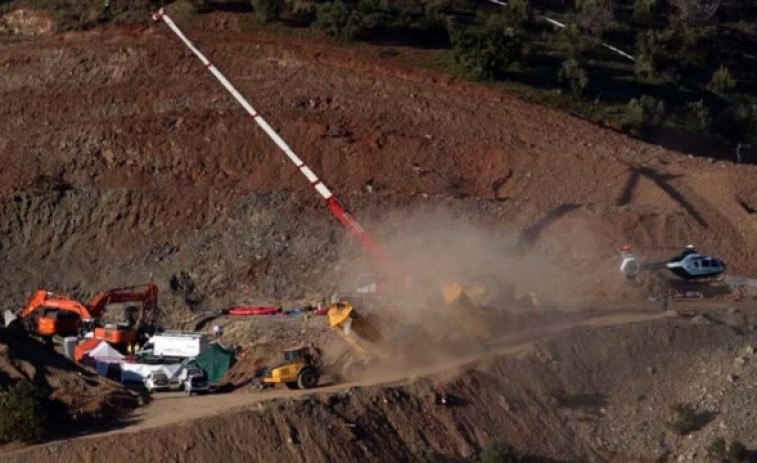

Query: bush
[670,0,721,27]
[714,98,757,143]
[633,53,657,82]
[314,0,363,40]
[554,22,595,59]
[480,439,521,463]
[508,0,532,28]
[707,437,727,461]
[666,402,698,436]
[708,65,737,96]
[451,20,522,80]
[678,99,711,131]
[287,0,318,24]
[707,437,750,463]
[633,0,658,22]
[559,59,589,98]
[727,441,748,463]
[625,95,666,131]
[577,0,614,37]
[251,0,283,24]
[0,380,51,444]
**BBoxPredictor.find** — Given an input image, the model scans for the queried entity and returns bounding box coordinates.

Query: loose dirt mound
[0,327,137,420]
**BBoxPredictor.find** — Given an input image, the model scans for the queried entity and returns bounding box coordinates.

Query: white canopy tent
[88,342,125,364]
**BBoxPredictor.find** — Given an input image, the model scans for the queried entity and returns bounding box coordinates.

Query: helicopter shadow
[616,167,708,228]
[517,203,582,252]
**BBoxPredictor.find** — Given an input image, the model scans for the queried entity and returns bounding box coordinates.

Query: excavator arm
[88,283,159,326]
[5,291,94,337]
[18,291,94,320]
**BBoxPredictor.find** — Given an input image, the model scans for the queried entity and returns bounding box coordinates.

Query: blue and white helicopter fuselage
[619,245,726,280]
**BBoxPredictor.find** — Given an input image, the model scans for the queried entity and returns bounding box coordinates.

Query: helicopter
[618,244,727,281]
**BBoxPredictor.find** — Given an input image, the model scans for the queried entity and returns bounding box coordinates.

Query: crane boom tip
[152,8,165,21]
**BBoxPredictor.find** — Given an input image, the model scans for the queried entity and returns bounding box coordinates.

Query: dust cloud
[322,205,628,380]
[333,205,620,311]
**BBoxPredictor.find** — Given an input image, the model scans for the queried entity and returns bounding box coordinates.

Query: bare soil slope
[4,11,757,462]
[0,327,137,419]
[3,16,757,321]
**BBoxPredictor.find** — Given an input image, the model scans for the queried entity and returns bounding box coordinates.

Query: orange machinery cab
[37,309,81,337]
[93,324,136,345]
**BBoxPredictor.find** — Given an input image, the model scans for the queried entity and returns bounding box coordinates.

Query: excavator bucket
[327,301,383,344]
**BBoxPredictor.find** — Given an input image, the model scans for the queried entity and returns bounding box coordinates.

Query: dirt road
[88,305,674,436]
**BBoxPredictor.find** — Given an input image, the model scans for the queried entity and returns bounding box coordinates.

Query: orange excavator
[5,284,158,345]
[88,283,159,344]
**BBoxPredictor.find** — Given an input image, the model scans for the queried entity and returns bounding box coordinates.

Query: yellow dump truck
[326,282,494,379]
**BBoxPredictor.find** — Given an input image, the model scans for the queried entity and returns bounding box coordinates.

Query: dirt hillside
[3,7,757,462]
[0,326,138,420]
[3,14,757,323]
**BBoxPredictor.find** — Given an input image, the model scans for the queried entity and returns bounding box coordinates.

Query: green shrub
[666,402,698,436]
[727,441,748,463]
[480,439,521,463]
[707,437,727,461]
[708,65,737,96]
[633,0,658,22]
[554,22,595,58]
[285,0,318,25]
[314,0,363,40]
[625,95,666,131]
[508,0,532,28]
[251,0,283,24]
[558,59,589,98]
[0,380,51,444]
[714,98,757,143]
[577,0,614,37]
[633,53,657,83]
[451,20,522,80]
[681,100,711,131]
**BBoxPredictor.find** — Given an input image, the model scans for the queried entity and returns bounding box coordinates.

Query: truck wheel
[297,367,318,389]
[284,382,298,390]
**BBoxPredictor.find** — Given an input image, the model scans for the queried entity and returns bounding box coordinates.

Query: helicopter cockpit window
[701,260,711,268]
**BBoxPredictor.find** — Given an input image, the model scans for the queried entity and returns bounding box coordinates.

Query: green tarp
[195,343,235,383]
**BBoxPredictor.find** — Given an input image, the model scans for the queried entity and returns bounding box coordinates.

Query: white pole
[484,0,636,62]
[152,8,334,201]
[152,9,396,273]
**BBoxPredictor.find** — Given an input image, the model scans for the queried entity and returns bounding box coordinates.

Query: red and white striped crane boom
[152,8,395,276]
